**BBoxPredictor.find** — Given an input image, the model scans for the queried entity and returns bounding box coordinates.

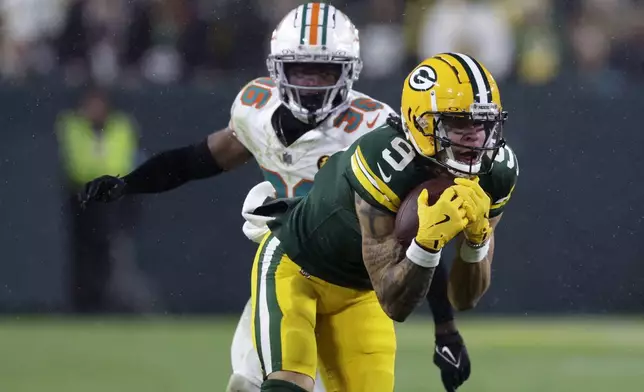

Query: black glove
[433,331,471,391]
[79,175,127,206]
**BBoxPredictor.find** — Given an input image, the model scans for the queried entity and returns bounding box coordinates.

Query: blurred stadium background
[1,0,643,391]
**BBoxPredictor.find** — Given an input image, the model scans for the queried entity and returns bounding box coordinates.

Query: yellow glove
[415,187,469,252]
[453,177,492,245]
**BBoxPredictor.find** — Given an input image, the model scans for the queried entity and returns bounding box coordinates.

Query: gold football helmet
[400,53,507,176]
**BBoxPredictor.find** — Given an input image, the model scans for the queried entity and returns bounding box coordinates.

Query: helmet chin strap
[289,95,350,125]
[443,158,482,178]
[442,146,482,176]
[285,99,319,123]
[291,109,317,125]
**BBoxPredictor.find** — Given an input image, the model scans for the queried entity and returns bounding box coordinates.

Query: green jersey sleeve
[479,144,519,218]
[345,126,425,214]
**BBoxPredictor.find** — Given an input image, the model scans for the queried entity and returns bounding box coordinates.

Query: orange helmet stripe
[309,3,321,45]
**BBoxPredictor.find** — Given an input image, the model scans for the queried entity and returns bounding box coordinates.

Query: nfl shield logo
[282,152,292,165]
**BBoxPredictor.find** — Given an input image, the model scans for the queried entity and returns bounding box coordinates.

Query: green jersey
[266,124,519,290]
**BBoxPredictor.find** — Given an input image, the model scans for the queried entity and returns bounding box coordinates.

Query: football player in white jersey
[79,3,472,392]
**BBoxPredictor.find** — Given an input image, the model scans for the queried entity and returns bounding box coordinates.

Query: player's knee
[263,371,313,392]
[226,373,261,392]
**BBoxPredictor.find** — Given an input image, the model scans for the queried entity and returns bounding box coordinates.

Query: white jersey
[229,78,393,391]
[229,77,394,198]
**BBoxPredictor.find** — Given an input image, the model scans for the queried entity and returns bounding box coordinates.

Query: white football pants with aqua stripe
[230,298,326,391]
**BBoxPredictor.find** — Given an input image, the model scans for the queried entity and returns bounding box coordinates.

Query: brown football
[394,176,455,247]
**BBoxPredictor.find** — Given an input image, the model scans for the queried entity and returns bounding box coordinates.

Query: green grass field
[1,316,643,391]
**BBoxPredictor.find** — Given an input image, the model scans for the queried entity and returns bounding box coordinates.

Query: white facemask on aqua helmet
[267,3,362,124]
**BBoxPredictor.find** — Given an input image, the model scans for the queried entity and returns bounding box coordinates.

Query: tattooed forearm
[363,235,436,321]
[355,193,436,322]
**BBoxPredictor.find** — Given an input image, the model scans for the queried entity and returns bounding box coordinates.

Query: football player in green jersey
[247,53,518,392]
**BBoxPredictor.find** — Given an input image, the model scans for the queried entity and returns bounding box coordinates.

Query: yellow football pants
[250,233,396,392]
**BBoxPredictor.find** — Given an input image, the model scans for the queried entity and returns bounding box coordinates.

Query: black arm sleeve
[426,261,455,325]
[122,139,223,194]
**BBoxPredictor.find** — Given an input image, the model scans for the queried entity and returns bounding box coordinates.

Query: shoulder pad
[231,77,278,114]
[479,144,519,217]
[230,77,279,148]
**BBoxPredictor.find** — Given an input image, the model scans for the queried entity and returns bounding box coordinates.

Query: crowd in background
[1,0,642,315]
[1,0,643,89]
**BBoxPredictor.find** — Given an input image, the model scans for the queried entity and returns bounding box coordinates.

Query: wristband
[406,240,441,268]
[459,239,490,263]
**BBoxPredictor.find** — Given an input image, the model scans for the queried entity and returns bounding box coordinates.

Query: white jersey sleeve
[229,77,281,154]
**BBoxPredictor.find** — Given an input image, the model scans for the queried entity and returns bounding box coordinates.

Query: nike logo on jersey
[436,346,460,367]
[429,214,450,227]
[377,162,392,183]
[367,113,381,128]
